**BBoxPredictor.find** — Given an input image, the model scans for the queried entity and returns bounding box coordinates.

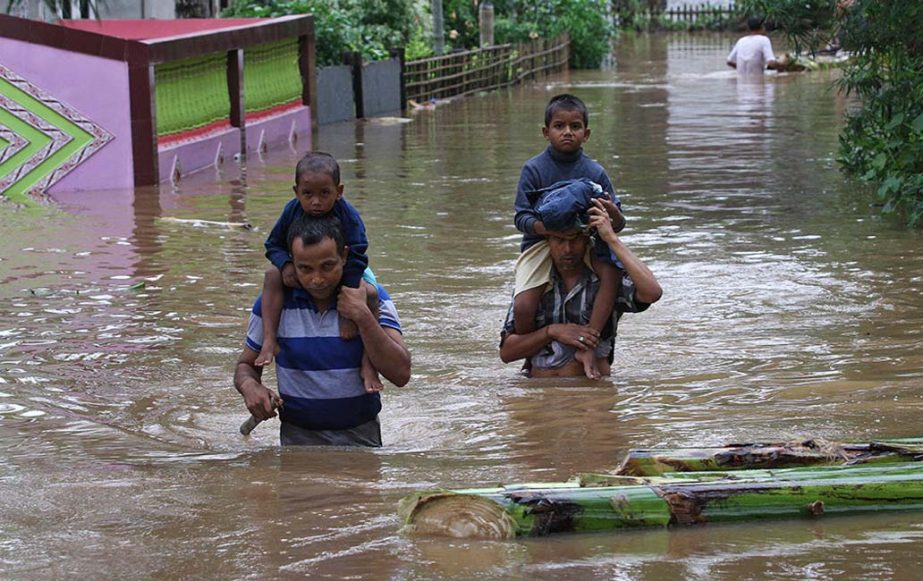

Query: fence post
[432,0,445,55]
[345,51,364,119]
[299,33,317,130]
[227,48,246,157]
[479,2,494,48]
[391,47,406,111]
[128,61,158,186]
[227,49,244,129]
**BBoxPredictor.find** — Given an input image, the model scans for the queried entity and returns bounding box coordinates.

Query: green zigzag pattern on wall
[0,64,113,204]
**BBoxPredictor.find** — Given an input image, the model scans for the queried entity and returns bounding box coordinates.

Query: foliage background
[32,0,919,222]
[223,0,420,65]
[224,0,613,69]
[444,0,613,69]
[738,0,838,57]
[737,0,923,225]
[836,0,923,225]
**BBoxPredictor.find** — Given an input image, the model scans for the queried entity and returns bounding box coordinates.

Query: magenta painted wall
[158,127,241,183]
[245,105,311,154]
[0,36,134,193]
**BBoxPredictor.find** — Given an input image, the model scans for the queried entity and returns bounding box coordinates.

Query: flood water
[2,34,923,578]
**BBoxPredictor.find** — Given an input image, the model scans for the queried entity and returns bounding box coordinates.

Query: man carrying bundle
[499,198,662,378]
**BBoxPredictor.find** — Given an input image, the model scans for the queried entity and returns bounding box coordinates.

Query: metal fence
[404,34,570,103]
[614,1,740,29]
[663,3,737,21]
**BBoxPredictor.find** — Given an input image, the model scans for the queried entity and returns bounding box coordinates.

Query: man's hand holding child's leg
[338,280,380,340]
[338,280,384,392]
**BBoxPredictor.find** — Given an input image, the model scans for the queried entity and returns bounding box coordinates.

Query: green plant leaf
[912,113,923,133]
[885,113,906,131]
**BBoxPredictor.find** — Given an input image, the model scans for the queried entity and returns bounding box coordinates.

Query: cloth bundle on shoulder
[526,178,606,232]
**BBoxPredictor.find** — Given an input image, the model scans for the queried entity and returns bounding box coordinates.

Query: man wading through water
[500,199,661,378]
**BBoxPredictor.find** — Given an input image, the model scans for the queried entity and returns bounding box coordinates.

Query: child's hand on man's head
[596,197,626,233]
[589,200,618,242]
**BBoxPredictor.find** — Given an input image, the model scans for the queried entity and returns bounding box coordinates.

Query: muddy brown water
[2,34,923,578]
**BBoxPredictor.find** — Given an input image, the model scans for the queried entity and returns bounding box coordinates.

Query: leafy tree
[440,0,480,50]
[737,0,838,57]
[491,0,613,69]
[223,0,419,64]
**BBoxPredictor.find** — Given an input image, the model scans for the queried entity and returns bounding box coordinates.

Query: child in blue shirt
[513,94,625,379]
[257,151,382,392]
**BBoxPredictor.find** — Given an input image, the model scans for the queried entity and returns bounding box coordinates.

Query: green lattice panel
[244,39,302,113]
[155,52,230,137]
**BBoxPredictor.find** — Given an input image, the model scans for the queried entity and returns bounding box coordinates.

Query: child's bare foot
[575,348,601,380]
[519,359,533,377]
[363,372,384,393]
[339,315,358,340]
[361,355,383,392]
[255,339,277,367]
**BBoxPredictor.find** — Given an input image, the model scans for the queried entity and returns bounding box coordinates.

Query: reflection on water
[2,34,923,577]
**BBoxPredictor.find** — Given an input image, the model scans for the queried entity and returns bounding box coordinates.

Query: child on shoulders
[512,94,625,380]
[257,151,383,393]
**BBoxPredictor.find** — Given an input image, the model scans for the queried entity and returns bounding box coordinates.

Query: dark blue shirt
[514,146,619,253]
[264,198,369,288]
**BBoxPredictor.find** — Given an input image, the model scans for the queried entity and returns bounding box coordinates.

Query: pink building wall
[0,36,135,193]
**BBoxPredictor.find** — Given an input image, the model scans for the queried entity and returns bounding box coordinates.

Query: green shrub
[837,0,923,224]
[404,24,433,60]
[223,0,416,65]
[548,0,613,69]
[493,0,614,69]
[494,16,537,45]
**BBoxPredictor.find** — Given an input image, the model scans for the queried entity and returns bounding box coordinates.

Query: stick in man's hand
[239,393,282,436]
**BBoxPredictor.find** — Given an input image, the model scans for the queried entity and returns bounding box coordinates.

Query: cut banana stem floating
[615,438,923,476]
[399,438,923,539]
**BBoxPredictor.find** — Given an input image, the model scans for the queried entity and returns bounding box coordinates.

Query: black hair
[286,214,345,254]
[544,94,589,127]
[747,15,765,31]
[294,151,340,185]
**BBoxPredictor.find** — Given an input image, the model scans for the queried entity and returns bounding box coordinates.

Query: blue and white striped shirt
[246,285,401,431]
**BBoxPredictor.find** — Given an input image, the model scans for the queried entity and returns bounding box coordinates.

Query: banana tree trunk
[615,438,923,476]
[400,461,923,539]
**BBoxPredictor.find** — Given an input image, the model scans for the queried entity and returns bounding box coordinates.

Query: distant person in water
[499,199,661,379]
[257,151,383,393]
[234,215,410,446]
[727,16,783,75]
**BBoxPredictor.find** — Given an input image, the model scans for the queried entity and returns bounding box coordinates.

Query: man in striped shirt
[500,198,661,378]
[234,215,410,446]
